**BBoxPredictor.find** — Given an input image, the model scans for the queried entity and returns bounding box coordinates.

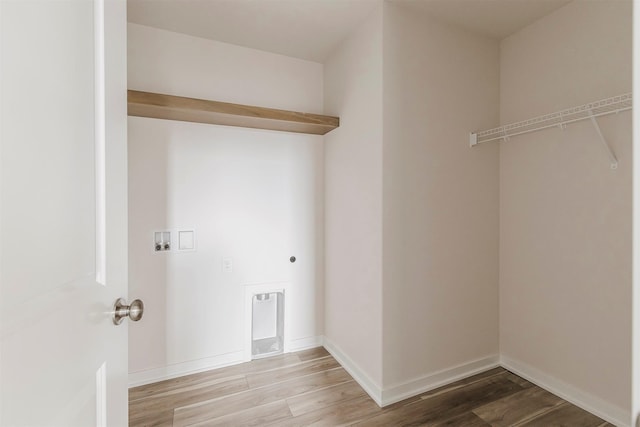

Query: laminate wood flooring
[129,347,613,427]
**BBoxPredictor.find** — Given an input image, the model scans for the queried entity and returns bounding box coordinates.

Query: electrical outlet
[222,257,233,273]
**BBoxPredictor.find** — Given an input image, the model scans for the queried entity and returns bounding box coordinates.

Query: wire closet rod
[469,92,632,147]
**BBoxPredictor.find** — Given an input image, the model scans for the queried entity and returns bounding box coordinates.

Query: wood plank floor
[129,347,613,427]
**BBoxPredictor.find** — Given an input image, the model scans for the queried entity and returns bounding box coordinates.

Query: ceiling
[393,0,572,39]
[127,0,572,63]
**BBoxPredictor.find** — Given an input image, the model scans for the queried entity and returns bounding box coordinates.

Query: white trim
[317,340,498,408]
[500,355,630,427]
[287,336,324,352]
[127,342,629,427]
[381,355,500,407]
[632,1,640,424]
[128,350,244,388]
[127,335,323,388]
[323,337,383,406]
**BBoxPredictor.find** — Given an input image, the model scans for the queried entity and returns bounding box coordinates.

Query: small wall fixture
[154,231,171,252]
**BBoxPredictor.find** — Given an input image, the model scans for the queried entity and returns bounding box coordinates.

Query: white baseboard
[500,355,630,427]
[128,350,245,388]
[129,341,629,427]
[287,335,324,352]
[381,355,500,406]
[323,337,384,406]
[323,338,499,408]
[128,335,324,388]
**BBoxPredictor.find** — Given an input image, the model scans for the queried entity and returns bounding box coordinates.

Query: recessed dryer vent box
[252,291,284,359]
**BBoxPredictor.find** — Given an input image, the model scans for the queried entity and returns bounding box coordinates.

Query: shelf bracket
[588,110,618,170]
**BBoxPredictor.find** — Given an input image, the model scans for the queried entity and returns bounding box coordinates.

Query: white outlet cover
[223,257,233,273]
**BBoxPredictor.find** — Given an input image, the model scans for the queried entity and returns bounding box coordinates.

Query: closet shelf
[469,93,632,146]
[127,90,340,135]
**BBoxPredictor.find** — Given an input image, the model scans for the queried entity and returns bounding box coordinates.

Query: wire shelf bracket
[589,111,618,170]
[469,93,632,169]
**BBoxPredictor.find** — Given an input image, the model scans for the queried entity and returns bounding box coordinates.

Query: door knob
[112,298,144,325]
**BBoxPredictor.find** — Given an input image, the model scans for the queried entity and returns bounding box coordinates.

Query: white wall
[381,2,500,400]
[128,24,324,384]
[127,24,323,113]
[323,2,384,397]
[499,1,632,423]
[127,5,634,422]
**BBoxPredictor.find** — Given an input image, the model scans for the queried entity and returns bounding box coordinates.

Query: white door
[0,0,129,425]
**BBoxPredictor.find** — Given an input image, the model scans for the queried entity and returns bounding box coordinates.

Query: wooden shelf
[127,90,339,135]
